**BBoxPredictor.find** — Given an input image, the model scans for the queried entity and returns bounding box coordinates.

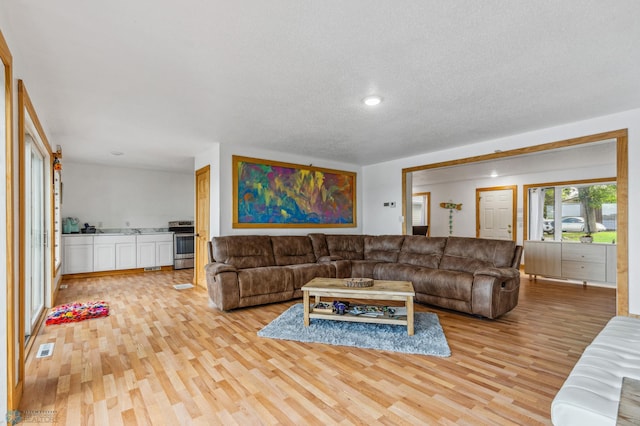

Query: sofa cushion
[350,259,380,278]
[374,263,473,301]
[285,263,337,291]
[211,235,275,269]
[271,236,316,266]
[326,235,365,260]
[308,233,330,259]
[398,236,447,268]
[439,237,517,274]
[237,266,293,298]
[364,235,405,262]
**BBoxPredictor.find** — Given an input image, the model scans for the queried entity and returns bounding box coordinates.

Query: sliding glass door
[24,134,46,341]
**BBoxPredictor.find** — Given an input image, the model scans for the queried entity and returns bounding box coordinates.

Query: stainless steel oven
[169,220,195,269]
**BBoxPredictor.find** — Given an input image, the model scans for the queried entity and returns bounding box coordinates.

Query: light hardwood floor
[21,271,616,425]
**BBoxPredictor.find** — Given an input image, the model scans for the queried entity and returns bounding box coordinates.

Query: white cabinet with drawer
[94,235,137,271]
[63,232,173,274]
[136,234,173,268]
[524,240,616,285]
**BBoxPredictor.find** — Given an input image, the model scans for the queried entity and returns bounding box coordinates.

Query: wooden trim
[616,134,628,316]
[61,265,174,281]
[402,129,628,317]
[403,130,626,174]
[522,177,616,242]
[401,172,407,234]
[17,80,55,407]
[475,185,517,241]
[232,155,357,228]
[1,29,19,412]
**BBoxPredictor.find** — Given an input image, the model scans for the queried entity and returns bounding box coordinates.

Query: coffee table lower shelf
[308,311,409,326]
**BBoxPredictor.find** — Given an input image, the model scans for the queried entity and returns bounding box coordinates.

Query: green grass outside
[559,231,617,243]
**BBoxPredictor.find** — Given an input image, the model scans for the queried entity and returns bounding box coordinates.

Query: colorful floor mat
[46,301,109,325]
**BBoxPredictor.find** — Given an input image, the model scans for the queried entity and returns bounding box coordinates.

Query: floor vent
[144,266,162,272]
[60,284,68,289]
[173,283,194,290]
[36,343,54,358]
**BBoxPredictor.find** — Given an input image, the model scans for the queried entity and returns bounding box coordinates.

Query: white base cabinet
[63,235,94,274]
[93,235,137,271]
[64,232,173,274]
[524,240,616,285]
[136,234,174,268]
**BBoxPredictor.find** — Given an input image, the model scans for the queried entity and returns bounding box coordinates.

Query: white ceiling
[3,1,640,172]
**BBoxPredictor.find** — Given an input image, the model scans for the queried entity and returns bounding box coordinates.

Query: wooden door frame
[402,129,628,316]
[2,29,18,411]
[475,185,517,241]
[15,81,54,409]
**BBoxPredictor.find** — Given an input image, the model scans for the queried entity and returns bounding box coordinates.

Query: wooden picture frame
[233,156,357,228]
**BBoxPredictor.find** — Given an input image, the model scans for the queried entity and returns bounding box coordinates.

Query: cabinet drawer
[94,235,136,244]
[562,244,606,263]
[63,235,94,246]
[136,233,173,243]
[562,261,606,281]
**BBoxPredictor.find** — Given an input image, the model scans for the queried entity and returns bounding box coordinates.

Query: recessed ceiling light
[363,95,383,106]
[490,171,498,178]
[110,151,124,156]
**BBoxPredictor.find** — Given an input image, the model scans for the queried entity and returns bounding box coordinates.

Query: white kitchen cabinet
[523,240,561,278]
[136,234,173,268]
[63,235,94,274]
[157,240,174,266]
[64,233,171,274]
[94,235,137,271]
[115,240,137,270]
[524,240,616,285]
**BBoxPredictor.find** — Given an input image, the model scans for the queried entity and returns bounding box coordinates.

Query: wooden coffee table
[302,277,416,335]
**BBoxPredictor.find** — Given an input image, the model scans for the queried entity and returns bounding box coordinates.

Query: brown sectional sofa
[205,233,523,319]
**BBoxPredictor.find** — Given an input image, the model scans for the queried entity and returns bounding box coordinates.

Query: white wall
[62,162,194,229]
[414,163,615,244]
[362,108,640,314]
[197,143,362,237]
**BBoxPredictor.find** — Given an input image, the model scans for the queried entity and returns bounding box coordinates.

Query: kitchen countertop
[63,229,173,236]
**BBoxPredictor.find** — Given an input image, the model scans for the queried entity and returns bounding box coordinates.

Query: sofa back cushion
[364,235,405,262]
[326,235,365,260]
[308,233,330,259]
[211,235,275,269]
[439,237,517,274]
[398,236,447,268]
[271,236,317,265]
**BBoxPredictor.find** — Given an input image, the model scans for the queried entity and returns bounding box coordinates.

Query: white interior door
[24,134,46,340]
[477,187,515,240]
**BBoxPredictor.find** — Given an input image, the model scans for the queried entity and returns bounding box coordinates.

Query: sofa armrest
[205,262,240,311]
[205,262,237,275]
[471,269,521,319]
[474,267,520,279]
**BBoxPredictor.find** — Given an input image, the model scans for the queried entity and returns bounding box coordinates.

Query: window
[528,181,617,243]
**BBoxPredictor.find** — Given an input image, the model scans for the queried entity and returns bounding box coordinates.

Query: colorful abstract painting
[233,156,356,227]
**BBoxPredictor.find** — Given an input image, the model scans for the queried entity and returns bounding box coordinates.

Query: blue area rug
[258,304,451,357]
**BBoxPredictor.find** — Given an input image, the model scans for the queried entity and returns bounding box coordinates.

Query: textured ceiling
[2,1,640,171]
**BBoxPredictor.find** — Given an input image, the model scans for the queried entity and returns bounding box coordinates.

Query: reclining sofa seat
[206,233,523,318]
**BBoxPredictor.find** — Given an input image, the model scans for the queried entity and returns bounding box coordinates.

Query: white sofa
[551,316,640,425]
